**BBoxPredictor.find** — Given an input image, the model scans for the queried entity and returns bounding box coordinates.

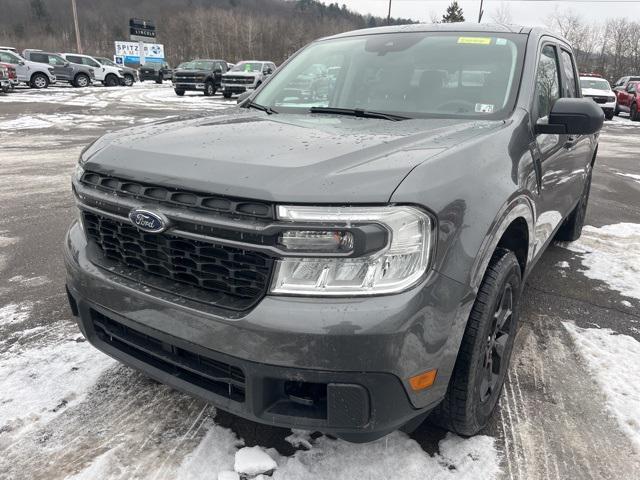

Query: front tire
[174,88,185,96]
[73,73,90,88]
[204,81,215,96]
[223,91,232,99]
[431,248,521,436]
[104,74,119,87]
[30,73,49,89]
[605,111,614,120]
[122,74,134,87]
[155,74,163,85]
[631,103,639,121]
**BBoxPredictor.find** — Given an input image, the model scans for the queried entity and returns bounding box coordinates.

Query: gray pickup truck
[172,59,229,96]
[65,24,603,443]
[22,49,94,87]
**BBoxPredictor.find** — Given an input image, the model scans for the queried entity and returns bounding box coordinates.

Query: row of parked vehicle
[579,72,640,121]
[0,46,139,91]
[134,58,278,98]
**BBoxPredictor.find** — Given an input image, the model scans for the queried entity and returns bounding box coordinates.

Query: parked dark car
[172,59,229,96]
[65,24,603,443]
[22,49,94,87]
[139,62,172,84]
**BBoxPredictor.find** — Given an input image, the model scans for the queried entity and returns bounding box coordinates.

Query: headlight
[73,163,85,182]
[270,205,433,295]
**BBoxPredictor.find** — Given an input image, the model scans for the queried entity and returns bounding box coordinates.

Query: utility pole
[387,0,392,25]
[478,0,484,23]
[71,0,82,53]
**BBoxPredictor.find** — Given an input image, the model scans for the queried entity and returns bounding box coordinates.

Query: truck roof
[322,22,566,45]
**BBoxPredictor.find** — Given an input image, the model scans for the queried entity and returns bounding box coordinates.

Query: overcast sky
[327,0,640,26]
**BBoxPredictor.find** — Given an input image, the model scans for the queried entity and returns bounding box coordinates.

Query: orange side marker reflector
[409,369,437,391]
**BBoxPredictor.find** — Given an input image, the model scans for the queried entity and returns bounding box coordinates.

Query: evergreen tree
[441,1,465,23]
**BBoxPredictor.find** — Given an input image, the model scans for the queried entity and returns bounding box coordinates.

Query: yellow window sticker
[457,37,492,45]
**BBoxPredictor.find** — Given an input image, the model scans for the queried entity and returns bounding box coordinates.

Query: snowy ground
[1,83,640,479]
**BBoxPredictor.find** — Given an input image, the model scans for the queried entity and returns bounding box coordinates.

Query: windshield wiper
[244,100,278,115]
[309,107,409,121]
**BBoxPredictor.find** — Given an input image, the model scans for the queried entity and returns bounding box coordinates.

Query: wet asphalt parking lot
[0,83,639,480]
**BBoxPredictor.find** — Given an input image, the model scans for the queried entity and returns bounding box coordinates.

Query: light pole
[478,0,484,23]
[387,0,392,25]
[71,0,82,53]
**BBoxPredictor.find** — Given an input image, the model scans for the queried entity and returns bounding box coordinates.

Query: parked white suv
[579,75,616,120]
[62,53,124,87]
[0,49,56,88]
[221,61,276,98]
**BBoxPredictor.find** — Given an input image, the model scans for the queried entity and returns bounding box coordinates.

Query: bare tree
[491,2,512,25]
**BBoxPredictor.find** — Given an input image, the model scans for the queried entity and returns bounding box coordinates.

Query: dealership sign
[115,41,165,64]
[129,18,156,43]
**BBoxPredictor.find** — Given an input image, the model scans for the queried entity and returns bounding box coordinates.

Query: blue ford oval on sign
[128,209,168,233]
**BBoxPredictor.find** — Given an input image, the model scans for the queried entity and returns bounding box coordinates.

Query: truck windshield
[580,78,610,91]
[231,62,263,73]
[180,60,215,70]
[97,57,117,67]
[253,32,526,119]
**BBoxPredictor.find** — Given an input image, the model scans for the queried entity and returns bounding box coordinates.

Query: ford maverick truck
[65,24,603,443]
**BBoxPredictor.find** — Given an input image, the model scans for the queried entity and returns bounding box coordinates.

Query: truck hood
[582,88,614,97]
[222,71,258,78]
[83,110,505,203]
[174,69,210,75]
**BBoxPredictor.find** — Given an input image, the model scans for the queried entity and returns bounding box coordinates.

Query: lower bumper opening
[90,309,246,402]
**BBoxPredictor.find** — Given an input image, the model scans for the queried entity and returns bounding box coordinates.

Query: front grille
[174,74,201,82]
[585,95,610,104]
[223,75,255,84]
[80,172,274,219]
[91,310,246,401]
[84,212,274,310]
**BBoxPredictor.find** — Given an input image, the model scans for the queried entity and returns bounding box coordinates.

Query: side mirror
[18,60,25,66]
[535,98,604,135]
[237,91,251,104]
[64,61,70,67]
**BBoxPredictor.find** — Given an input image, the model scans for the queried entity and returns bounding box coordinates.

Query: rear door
[0,51,27,80]
[47,54,71,80]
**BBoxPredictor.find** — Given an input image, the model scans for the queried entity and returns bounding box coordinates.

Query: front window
[580,78,611,91]
[253,32,526,119]
[180,60,215,70]
[49,54,67,66]
[231,62,263,73]
[98,57,117,67]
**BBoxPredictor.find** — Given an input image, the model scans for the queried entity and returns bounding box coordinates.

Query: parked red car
[615,80,640,120]
[0,61,18,91]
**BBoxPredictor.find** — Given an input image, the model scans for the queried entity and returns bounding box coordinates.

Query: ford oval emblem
[128,209,169,233]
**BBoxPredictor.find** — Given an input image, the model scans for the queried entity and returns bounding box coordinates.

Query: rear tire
[223,91,232,99]
[30,73,49,89]
[631,103,639,121]
[73,73,90,88]
[174,88,185,96]
[555,163,593,242]
[155,74,163,85]
[430,248,521,436]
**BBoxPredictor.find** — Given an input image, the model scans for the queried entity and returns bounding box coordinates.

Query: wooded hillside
[0,0,413,65]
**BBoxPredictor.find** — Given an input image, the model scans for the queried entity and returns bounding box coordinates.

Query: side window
[48,55,66,65]
[560,50,578,98]
[0,51,16,63]
[534,44,561,120]
[30,52,49,63]
[66,55,82,64]
[83,58,100,68]
[629,84,637,94]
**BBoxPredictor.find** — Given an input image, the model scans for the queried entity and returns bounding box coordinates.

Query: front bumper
[222,83,255,94]
[172,82,206,91]
[64,221,472,438]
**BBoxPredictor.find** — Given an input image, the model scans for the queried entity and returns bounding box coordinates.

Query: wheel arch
[469,196,535,291]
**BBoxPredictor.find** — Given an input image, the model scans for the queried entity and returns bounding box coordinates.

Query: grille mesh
[84,212,273,310]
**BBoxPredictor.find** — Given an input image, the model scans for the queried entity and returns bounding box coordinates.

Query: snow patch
[556,261,570,269]
[615,172,640,184]
[0,334,114,431]
[565,323,640,452]
[561,223,640,300]
[0,302,33,328]
[8,275,50,287]
[234,446,278,476]
[175,420,241,479]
